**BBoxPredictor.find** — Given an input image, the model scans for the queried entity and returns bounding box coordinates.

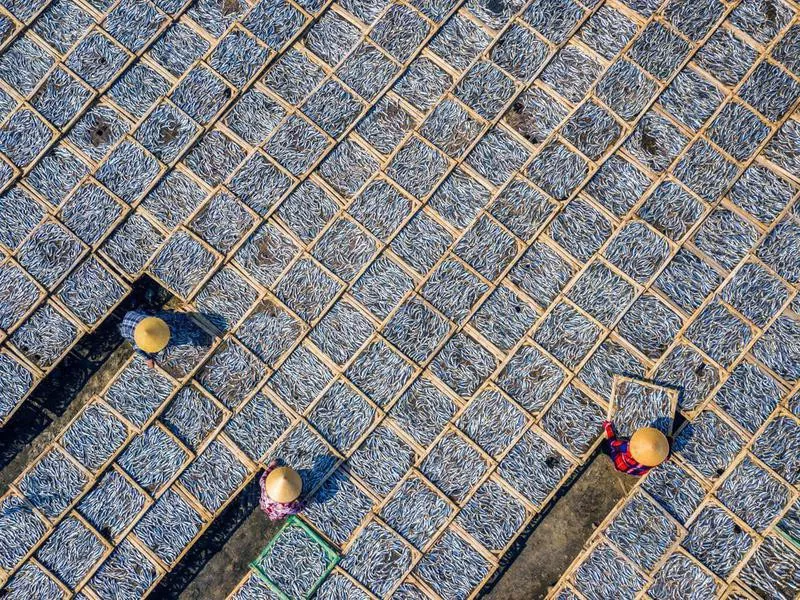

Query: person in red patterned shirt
[259,461,305,521]
[602,421,670,477]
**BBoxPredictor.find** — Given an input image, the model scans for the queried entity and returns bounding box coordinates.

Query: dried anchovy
[495,344,565,414]
[465,128,529,190]
[455,217,517,281]
[386,137,449,200]
[17,446,89,520]
[729,164,794,226]
[578,339,644,402]
[654,249,722,315]
[380,475,451,550]
[654,344,720,413]
[229,153,292,217]
[341,520,413,597]
[208,29,268,89]
[681,504,753,579]
[612,380,674,439]
[303,470,374,547]
[420,431,488,503]
[388,377,458,448]
[540,385,605,457]
[312,218,377,282]
[314,570,372,600]
[236,299,303,366]
[224,88,285,146]
[101,213,166,277]
[497,430,572,506]
[456,389,527,457]
[571,541,647,600]
[3,561,64,600]
[716,457,790,532]
[422,259,488,324]
[0,107,53,168]
[605,221,670,284]
[534,302,601,370]
[225,392,291,461]
[566,262,635,327]
[61,401,129,472]
[752,313,800,384]
[648,552,719,600]
[88,538,160,599]
[60,183,125,247]
[229,571,283,600]
[133,488,205,566]
[672,410,744,480]
[10,303,78,369]
[309,300,373,366]
[617,294,682,361]
[0,186,45,250]
[414,529,492,600]
[197,340,265,410]
[309,381,376,453]
[274,256,342,324]
[456,480,527,552]
[0,36,52,99]
[141,171,206,232]
[184,130,247,187]
[104,356,175,428]
[641,460,706,526]
[95,141,162,205]
[0,261,40,331]
[684,302,751,368]
[276,180,339,246]
[235,221,298,289]
[356,96,417,156]
[17,222,85,290]
[430,333,497,399]
[194,266,258,333]
[757,218,800,285]
[350,256,414,322]
[267,422,339,493]
[77,469,147,540]
[117,425,190,496]
[561,100,622,161]
[149,230,217,299]
[191,192,255,255]
[157,312,216,380]
[604,492,680,572]
[383,296,452,364]
[161,386,225,452]
[509,241,575,309]
[471,285,537,352]
[752,416,800,486]
[347,424,415,498]
[57,257,128,326]
[713,362,780,434]
[428,13,488,71]
[693,208,758,273]
[24,144,88,207]
[0,493,48,572]
[36,515,106,589]
[455,61,515,120]
[170,65,231,126]
[548,198,611,262]
[540,44,601,103]
[253,522,332,597]
[302,79,364,138]
[491,23,548,82]
[673,140,739,202]
[179,439,249,513]
[739,535,800,600]
[304,9,360,66]
[267,345,333,413]
[347,340,414,408]
[392,57,453,114]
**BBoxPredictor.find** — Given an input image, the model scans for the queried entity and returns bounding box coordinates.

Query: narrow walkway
[487,455,636,600]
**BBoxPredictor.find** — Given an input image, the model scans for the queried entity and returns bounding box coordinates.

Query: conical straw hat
[133,317,170,353]
[264,466,302,503]
[629,427,669,467]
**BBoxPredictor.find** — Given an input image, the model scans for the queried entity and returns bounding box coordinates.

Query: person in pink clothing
[259,461,305,521]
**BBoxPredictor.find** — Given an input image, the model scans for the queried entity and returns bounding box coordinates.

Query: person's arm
[602,420,616,441]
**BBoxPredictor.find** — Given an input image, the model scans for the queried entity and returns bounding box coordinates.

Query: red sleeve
[603,420,616,440]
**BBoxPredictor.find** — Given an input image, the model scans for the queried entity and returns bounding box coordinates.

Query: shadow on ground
[485,454,637,599]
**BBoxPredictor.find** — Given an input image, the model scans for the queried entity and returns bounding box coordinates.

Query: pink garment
[259,465,305,521]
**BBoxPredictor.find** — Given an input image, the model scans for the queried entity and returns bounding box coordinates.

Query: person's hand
[145,358,155,368]
[267,459,278,469]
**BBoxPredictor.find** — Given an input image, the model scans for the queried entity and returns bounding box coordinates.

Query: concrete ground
[486,456,637,599]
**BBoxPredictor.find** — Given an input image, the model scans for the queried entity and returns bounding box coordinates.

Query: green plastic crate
[250,516,339,600]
